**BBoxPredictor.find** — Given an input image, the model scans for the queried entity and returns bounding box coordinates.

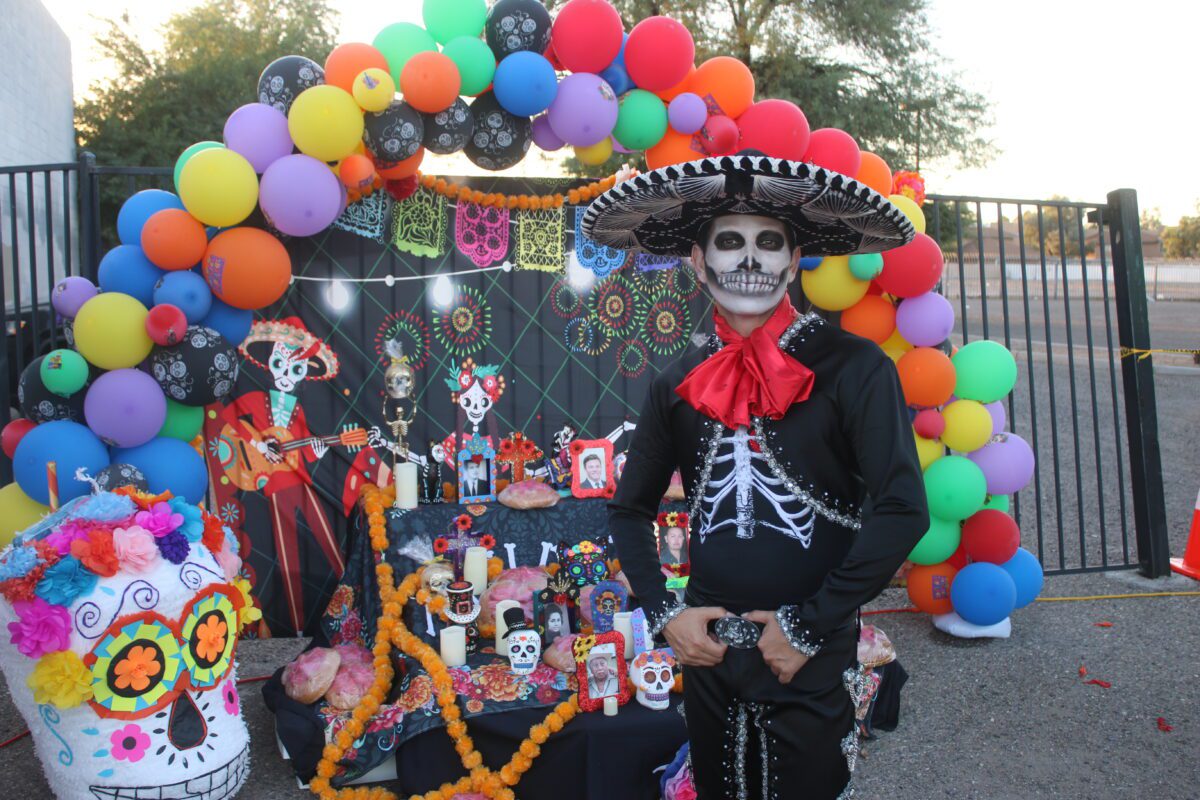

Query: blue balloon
[493,51,559,117]
[1000,547,1043,608]
[799,256,823,271]
[13,420,111,505]
[117,189,185,246]
[950,562,1017,626]
[598,34,633,96]
[97,245,166,307]
[153,270,213,323]
[200,297,253,345]
[112,437,208,504]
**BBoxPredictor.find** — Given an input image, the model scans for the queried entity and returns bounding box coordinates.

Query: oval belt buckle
[713,616,761,650]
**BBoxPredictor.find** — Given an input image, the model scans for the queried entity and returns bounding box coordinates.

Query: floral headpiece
[444,358,505,403]
[891,170,926,206]
[657,512,690,529]
[631,649,676,669]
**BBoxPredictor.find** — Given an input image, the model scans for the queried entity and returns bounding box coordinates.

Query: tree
[1162,209,1200,258]
[1020,198,1088,258]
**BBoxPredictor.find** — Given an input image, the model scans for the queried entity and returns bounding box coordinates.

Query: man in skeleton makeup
[586,153,928,800]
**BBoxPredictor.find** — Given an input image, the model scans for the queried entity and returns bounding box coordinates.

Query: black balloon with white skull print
[421,98,474,155]
[95,462,150,492]
[257,55,325,115]
[18,356,87,424]
[150,325,239,406]
[364,100,425,163]
[485,0,553,59]
[465,93,532,171]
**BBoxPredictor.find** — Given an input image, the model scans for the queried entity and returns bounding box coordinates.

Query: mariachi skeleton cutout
[502,606,541,675]
[631,650,677,711]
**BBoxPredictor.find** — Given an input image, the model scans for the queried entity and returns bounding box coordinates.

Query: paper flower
[34,556,98,607]
[112,526,159,574]
[222,681,240,716]
[27,650,93,707]
[232,577,261,631]
[169,497,205,543]
[201,512,226,554]
[195,617,228,663]
[114,645,162,692]
[479,534,496,550]
[454,514,472,532]
[7,597,71,658]
[109,723,151,763]
[135,502,184,537]
[74,492,136,522]
[155,530,190,564]
[215,540,242,582]
[0,546,40,581]
[70,530,119,578]
[43,520,93,557]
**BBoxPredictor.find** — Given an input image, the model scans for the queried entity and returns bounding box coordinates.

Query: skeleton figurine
[631,650,677,711]
[502,606,541,675]
[420,439,446,504]
[382,341,417,477]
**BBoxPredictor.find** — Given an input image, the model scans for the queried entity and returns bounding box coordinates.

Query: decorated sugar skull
[0,489,253,800]
[420,561,454,598]
[502,608,540,675]
[631,650,677,711]
[691,214,801,317]
[563,540,608,587]
[445,359,505,433]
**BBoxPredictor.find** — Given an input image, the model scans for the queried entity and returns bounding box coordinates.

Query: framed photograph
[656,511,690,574]
[458,437,497,504]
[589,580,629,634]
[534,571,579,643]
[573,632,631,712]
[570,439,615,499]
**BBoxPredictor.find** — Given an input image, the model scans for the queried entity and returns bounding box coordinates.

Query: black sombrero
[581,153,915,257]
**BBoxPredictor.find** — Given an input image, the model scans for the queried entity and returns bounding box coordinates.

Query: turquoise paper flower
[34,556,98,607]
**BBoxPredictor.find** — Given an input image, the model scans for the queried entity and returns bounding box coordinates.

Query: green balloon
[373,23,438,84]
[923,455,987,521]
[174,141,223,194]
[40,349,89,397]
[952,340,1017,403]
[423,0,487,44]
[908,516,962,565]
[158,399,205,441]
[441,36,496,96]
[848,253,883,281]
[982,493,1010,513]
[612,89,668,151]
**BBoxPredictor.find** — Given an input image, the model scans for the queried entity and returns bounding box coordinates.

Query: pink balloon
[551,0,624,74]
[625,16,694,91]
[805,128,861,176]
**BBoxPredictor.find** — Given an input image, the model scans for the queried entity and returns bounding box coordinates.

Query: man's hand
[743,610,809,684]
[663,606,729,667]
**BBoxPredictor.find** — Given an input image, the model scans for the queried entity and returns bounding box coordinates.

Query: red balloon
[625,16,694,91]
[543,42,563,72]
[146,303,188,347]
[913,409,946,440]
[551,0,624,74]
[946,540,969,570]
[735,99,810,160]
[1,418,36,460]
[804,128,862,177]
[878,233,944,298]
[697,115,738,156]
[962,509,1021,565]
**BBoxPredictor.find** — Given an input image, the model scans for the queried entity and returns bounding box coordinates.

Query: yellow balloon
[289,85,365,162]
[888,193,926,234]
[941,399,993,452]
[575,138,614,166]
[73,293,153,370]
[0,482,51,547]
[801,255,869,311]
[179,148,259,227]
[353,68,396,113]
[914,432,945,471]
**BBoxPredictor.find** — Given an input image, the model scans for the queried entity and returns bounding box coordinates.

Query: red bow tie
[675,298,815,429]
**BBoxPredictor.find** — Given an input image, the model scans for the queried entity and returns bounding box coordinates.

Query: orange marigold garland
[416,172,618,210]
[309,483,580,800]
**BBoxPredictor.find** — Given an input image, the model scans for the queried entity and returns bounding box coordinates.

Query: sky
[40,0,1199,223]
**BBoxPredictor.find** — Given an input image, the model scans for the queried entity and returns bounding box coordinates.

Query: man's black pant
[682,622,861,800]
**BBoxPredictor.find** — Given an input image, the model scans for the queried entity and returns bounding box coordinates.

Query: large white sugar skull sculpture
[0,492,250,799]
[506,631,541,675]
[631,650,676,711]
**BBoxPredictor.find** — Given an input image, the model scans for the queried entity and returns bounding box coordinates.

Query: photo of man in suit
[579,451,607,490]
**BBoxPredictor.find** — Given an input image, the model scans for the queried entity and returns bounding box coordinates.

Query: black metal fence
[0,154,1173,578]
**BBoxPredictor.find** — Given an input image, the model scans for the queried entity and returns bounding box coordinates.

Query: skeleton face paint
[458,382,493,429]
[692,214,799,317]
[269,342,308,393]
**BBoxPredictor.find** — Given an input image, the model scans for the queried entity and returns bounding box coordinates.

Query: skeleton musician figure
[585,153,929,800]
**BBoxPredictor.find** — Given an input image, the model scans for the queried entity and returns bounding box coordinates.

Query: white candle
[494,600,522,652]
[603,695,618,716]
[439,625,466,667]
[463,546,488,597]
[393,461,419,509]
[613,612,635,661]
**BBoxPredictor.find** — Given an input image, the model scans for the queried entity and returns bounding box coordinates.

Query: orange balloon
[906,562,958,615]
[140,209,207,271]
[325,43,390,94]
[339,154,376,190]
[896,347,957,407]
[646,129,705,169]
[400,51,461,113]
[202,227,292,310]
[840,295,896,344]
[655,64,696,102]
[687,57,755,118]
[376,148,425,179]
[855,151,892,196]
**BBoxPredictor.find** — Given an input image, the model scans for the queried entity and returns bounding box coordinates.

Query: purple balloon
[531,115,565,151]
[547,73,619,147]
[668,92,707,134]
[259,154,343,237]
[224,103,294,173]
[611,136,635,154]
[52,276,98,318]
[968,432,1035,495]
[984,400,1006,436]
[896,291,955,346]
[84,368,167,448]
